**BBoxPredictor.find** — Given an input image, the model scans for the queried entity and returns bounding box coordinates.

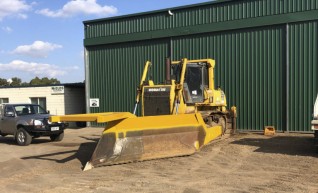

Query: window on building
[30,97,47,111]
[0,98,9,104]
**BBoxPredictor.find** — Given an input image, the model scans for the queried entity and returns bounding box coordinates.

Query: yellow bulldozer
[50,58,237,170]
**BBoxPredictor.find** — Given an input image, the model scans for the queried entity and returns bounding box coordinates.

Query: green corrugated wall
[87,39,169,116]
[172,26,284,131]
[84,0,318,132]
[84,0,318,39]
[288,21,318,132]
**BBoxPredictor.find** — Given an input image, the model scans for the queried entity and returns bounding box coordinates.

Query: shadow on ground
[231,133,318,157]
[0,136,18,145]
[0,136,53,145]
[0,135,94,145]
[21,136,99,168]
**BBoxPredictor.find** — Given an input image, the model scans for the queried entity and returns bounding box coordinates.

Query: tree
[30,77,60,85]
[48,78,60,84]
[0,76,61,86]
[21,82,29,86]
[29,77,41,85]
[0,78,8,86]
[11,77,22,86]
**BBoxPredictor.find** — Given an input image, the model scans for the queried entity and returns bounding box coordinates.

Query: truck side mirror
[5,111,15,117]
[47,110,50,114]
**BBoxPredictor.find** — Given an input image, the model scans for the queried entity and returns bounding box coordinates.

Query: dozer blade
[84,113,222,170]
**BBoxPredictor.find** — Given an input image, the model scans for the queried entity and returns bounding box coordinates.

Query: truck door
[0,105,17,135]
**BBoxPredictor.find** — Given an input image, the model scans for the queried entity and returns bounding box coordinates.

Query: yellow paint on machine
[99,113,223,148]
[49,58,236,170]
[50,112,136,123]
[83,113,223,169]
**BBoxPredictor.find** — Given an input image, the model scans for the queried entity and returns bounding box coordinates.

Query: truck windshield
[15,105,47,116]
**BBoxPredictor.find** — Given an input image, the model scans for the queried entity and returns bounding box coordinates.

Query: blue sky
[0,0,209,83]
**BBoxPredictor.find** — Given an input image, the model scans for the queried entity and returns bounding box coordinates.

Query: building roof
[0,83,84,89]
[83,0,233,24]
[83,0,318,47]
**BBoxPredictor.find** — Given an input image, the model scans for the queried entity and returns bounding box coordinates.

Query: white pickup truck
[0,103,67,146]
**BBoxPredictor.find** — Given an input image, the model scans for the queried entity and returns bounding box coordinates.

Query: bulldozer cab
[141,59,224,116]
[179,62,209,104]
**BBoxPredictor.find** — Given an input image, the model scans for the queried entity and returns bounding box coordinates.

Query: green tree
[48,78,60,84]
[11,77,22,86]
[29,77,41,85]
[30,77,41,85]
[0,78,8,86]
[30,77,60,85]
[21,82,29,86]
[0,77,61,86]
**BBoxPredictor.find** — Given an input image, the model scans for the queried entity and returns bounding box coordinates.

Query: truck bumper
[24,123,67,136]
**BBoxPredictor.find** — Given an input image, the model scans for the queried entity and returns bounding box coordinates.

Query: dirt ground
[1,127,318,193]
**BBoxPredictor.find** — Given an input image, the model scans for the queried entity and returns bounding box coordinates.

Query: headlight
[34,120,43,126]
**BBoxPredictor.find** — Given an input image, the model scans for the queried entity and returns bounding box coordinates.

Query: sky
[0,0,210,83]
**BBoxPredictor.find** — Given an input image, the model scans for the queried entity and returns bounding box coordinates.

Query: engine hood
[21,114,50,119]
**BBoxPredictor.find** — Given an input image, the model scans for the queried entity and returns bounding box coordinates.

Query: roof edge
[0,83,85,89]
[84,10,318,46]
[83,0,235,24]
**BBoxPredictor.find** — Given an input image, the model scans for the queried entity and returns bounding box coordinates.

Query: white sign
[51,86,64,94]
[90,98,99,107]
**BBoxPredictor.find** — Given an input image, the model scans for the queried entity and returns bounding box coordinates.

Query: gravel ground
[0,127,318,193]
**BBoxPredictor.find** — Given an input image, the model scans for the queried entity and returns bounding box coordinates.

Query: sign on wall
[51,86,64,94]
[90,98,99,107]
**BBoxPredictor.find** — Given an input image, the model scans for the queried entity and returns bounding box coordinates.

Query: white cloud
[0,60,79,78]
[0,0,31,21]
[17,13,28,19]
[37,0,117,18]
[2,26,12,33]
[12,41,62,58]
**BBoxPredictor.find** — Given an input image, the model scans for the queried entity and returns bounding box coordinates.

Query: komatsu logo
[147,87,168,92]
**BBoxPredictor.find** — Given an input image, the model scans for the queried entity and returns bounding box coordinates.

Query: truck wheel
[50,132,64,142]
[16,128,32,146]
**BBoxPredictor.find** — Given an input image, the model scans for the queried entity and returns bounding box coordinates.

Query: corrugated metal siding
[85,0,318,39]
[87,39,169,116]
[172,26,284,131]
[288,21,318,132]
[84,0,318,132]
